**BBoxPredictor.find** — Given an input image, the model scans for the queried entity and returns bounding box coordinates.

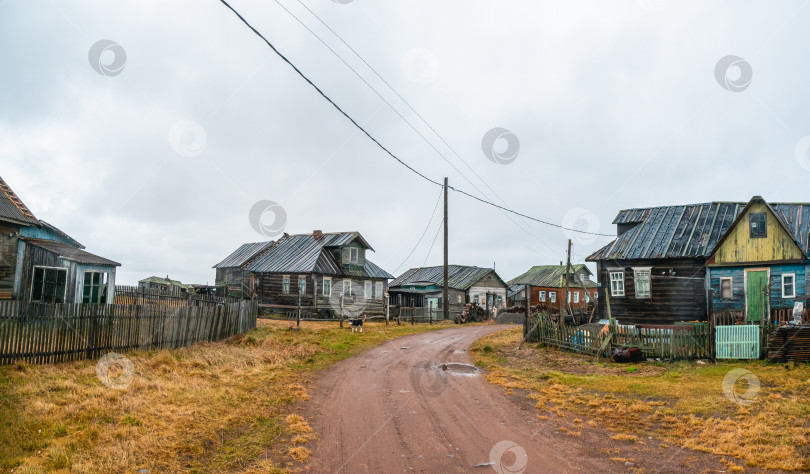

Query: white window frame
[343,279,352,296]
[609,270,625,297]
[549,292,557,303]
[364,281,372,298]
[349,247,359,263]
[719,277,733,299]
[282,275,290,294]
[539,290,546,302]
[30,265,69,303]
[633,267,651,299]
[456,294,463,305]
[573,291,580,303]
[585,292,590,303]
[298,277,307,295]
[322,277,331,296]
[375,282,383,299]
[782,273,796,298]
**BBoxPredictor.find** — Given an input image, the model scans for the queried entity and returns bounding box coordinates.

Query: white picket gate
[715,325,760,359]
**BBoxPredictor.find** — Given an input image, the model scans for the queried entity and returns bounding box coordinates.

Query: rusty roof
[0,176,38,225]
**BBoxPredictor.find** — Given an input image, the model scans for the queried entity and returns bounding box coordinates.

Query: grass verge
[471,327,810,471]
[0,319,454,473]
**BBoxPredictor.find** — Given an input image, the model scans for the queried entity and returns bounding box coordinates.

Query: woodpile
[767,326,810,362]
[454,302,488,324]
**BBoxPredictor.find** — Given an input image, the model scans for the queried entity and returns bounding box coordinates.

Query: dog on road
[349,317,365,333]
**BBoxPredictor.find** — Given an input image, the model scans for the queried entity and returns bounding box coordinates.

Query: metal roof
[588,199,810,261]
[390,265,505,291]
[22,238,120,266]
[38,220,84,249]
[0,176,39,225]
[213,241,275,269]
[508,265,597,288]
[139,276,192,288]
[240,232,393,279]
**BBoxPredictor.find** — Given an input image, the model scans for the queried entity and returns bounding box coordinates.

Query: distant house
[388,265,508,316]
[214,230,393,316]
[137,276,193,296]
[0,176,120,303]
[508,264,597,308]
[587,195,810,325]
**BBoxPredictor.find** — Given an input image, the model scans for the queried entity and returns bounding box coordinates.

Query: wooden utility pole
[443,177,449,322]
[562,239,572,327]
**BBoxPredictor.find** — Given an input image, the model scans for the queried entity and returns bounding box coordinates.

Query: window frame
[720,277,733,299]
[539,290,546,302]
[549,291,557,303]
[30,265,68,303]
[782,273,796,299]
[573,291,580,303]
[322,277,331,296]
[749,212,767,239]
[364,281,372,298]
[343,279,352,296]
[375,282,383,299]
[82,270,108,304]
[609,270,625,297]
[456,294,463,305]
[633,267,651,299]
[282,275,290,294]
[298,276,307,295]
[349,247,359,263]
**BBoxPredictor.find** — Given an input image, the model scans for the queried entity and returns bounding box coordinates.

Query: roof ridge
[0,175,37,221]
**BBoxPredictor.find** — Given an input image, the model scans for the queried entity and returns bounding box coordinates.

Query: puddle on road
[435,362,480,377]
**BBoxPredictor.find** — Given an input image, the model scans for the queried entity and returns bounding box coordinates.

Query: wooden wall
[527,286,597,308]
[709,263,808,312]
[0,225,19,297]
[713,202,803,264]
[595,258,707,325]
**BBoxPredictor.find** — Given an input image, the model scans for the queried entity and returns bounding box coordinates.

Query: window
[609,270,625,297]
[282,275,290,294]
[364,281,372,298]
[31,266,67,303]
[549,292,557,303]
[298,277,307,295]
[720,277,732,299]
[349,247,359,263]
[343,279,352,296]
[585,292,590,303]
[782,273,796,298]
[375,282,383,299]
[323,277,331,296]
[749,213,767,238]
[633,268,651,299]
[473,294,480,304]
[539,291,546,302]
[574,292,580,303]
[567,291,571,302]
[457,294,463,305]
[82,271,108,304]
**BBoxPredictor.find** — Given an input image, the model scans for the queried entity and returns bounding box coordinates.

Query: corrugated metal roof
[0,176,39,225]
[589,199,810,261]
[22,238,120,266]
[508,265,596,288]
[237,232,392,279]
[390,265,504,291]
[213,241,275,269]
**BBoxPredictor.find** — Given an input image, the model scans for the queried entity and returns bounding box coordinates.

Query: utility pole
[443,177,449,322]
[562,239,572,327]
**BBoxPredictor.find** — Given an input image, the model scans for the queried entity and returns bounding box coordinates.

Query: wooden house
[214,230,393,316]
[388,265,508,316]
[706,196,810,323]
[137,276,193,296]
[508,264,597,308]
[0,176,120,303]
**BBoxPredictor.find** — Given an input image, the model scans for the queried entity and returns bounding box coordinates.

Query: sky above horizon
[2,0,810,285]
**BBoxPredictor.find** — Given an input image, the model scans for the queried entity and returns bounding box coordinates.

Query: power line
[423,218,444,267]
[217,0,613,238]
[391,188,443,274]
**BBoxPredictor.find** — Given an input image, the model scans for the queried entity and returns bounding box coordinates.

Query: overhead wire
[391,188,444,274]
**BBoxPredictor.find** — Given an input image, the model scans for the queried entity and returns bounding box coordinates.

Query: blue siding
[768,264,806,309]
[709,267,745,310]
[709,263,808,311]
[20,226,78,247]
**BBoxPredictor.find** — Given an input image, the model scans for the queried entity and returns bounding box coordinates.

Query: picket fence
[715,325,760,359]
[0,300,258,365]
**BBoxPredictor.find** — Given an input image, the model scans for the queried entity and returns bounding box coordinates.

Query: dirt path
[305,326,731,473]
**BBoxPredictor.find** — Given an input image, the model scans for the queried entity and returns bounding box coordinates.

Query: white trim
[539,290,546,302]
[282,275,291,294]
[343,278,352,296]
[719,277,733,299]
[298,276,307,295]
[349,247,359,263]
[609,270,625,297]
[30,265,68,303]
[782,273,796,299]
[549,291,557,303]
[375,281,383,299]
[322,277,332,296]
[632,268,651,299]
[573,291,580,303]
[364,280,372,298]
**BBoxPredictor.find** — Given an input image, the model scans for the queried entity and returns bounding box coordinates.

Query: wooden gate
[716,325,760,359]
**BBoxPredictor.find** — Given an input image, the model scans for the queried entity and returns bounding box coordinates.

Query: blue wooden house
[707,196,810,323]
[0,176,120,303]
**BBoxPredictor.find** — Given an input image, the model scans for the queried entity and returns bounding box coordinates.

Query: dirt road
[305,326,729,473]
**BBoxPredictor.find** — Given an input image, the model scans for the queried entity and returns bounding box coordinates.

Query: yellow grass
[0,319,454,472]
[472,327,810,471]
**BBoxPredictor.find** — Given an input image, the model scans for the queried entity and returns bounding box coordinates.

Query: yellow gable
[712,202,803,264]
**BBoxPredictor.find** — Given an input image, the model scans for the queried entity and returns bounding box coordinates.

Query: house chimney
[313,230,323,240]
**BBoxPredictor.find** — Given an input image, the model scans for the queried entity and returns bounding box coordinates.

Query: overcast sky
[2,0,810,285]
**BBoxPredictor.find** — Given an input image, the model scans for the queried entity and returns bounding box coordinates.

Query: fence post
[297,290,301,329]
[339,293,344,328]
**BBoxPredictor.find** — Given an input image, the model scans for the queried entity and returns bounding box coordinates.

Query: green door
[746,271,768,322]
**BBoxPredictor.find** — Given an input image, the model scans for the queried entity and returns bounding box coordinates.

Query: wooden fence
[0,300,258,365]
[526,319,712,360]
[715,325,760,359]
[114,286,244,307]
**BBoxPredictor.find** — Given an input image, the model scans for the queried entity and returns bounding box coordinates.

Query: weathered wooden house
[0,176,120,303]
[388,265,508,316]
[588,196,810,325]
[214,231,393,315]
[508,264,597,308]
[137,276,193,295]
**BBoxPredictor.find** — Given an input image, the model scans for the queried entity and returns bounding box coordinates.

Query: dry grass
[0,319,453,472]
[472,326,810,471]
